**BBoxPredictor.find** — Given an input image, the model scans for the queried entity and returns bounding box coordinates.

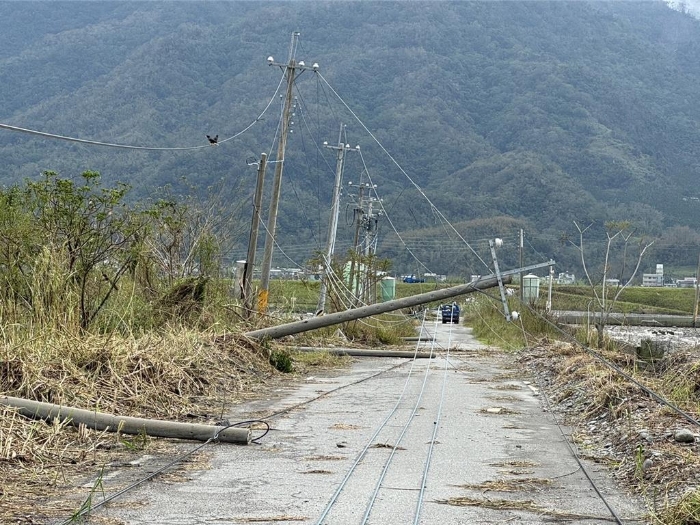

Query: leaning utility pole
[259,33,318,312]
[316,125,360,314]
[242,153,267,318]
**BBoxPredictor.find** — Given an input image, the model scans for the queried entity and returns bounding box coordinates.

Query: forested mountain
[1,1,700,278]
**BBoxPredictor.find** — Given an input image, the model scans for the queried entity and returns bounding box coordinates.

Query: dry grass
[489,460,539,468]
[236,516,308,522]
[370,443,406,450]
[652,488,700,525]
[304,455,345,461]
[329,423,362,430]
[437,495,619,521]
[489,383,523,391]
[289,349,352,371]
[0,328,274,524]
[523,343,700,524]
[457,477,552,492]
[479,406,519,415]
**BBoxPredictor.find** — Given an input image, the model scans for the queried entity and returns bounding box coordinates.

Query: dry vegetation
[0,328,283,523]
[522,339,700,525]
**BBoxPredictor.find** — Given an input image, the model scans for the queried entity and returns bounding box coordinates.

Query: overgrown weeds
[467,295,559,350]
[0,328,274,523]
[652,488,700,525]
[523,340,700,525]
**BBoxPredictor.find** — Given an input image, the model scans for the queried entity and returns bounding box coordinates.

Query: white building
[642,263,664,287]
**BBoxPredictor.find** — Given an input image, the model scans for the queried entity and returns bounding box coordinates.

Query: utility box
[380,277,396,302]
[522,274,540,303]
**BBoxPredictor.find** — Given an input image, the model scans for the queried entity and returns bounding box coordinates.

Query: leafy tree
[26,170,143,330]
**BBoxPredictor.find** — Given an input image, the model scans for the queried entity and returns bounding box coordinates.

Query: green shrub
[269,349,293,373]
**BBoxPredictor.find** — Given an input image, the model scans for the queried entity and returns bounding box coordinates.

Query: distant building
[642,263,664,287]
[677,277,697,288]
[556,272,575,285]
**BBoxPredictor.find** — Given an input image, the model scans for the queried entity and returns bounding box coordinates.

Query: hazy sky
[667,0,700,17]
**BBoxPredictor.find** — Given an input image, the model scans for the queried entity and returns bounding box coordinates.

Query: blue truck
[440,303,460,324]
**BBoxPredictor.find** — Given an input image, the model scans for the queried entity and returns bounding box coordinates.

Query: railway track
[72,319,649,525]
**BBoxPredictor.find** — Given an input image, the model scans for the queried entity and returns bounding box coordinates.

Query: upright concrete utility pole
[360,191,381,304]
[259,33,318,312]
[519,229,524,302]
[316,125,360,314]
[242,153,267,317]
[347,181,368,303]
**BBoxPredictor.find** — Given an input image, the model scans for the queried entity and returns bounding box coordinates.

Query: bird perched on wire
[206,134,219,145]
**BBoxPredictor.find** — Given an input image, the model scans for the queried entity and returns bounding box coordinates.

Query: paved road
[66,322,646,525]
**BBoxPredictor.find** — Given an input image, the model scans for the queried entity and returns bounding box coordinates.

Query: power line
[0,71,287,151]
[317,72,491,273]
[358,149,435,277]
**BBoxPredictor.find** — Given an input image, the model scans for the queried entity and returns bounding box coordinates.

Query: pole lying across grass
[0,396,251,444]
[245,275,511,341]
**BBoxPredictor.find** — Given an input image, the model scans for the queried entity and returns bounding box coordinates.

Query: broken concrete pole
[245,275,510,341]
[0,396,251,444]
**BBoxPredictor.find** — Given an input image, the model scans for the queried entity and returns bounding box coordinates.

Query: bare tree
[572,220,653,348]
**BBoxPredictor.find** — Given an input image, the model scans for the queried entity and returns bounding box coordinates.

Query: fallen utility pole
[1,396,251,445]
[292,347,435,358]
[245,274,511,341]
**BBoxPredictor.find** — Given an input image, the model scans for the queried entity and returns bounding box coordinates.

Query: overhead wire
[361,331,435,523]
[256,213,307,269]
[316,72,491,273]
[357,149,435,277]
[1,71,286,151]
[470,292,626,524]
[414,310,452,524]
[475,283,700,521]
[519,300,700,428]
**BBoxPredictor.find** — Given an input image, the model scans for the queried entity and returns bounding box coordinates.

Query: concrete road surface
[62,322,646,525]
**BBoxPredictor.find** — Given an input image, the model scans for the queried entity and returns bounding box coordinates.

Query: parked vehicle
[403,275,425,283]
[440,303,460,324]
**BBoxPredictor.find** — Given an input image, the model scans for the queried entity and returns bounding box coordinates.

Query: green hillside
[1,1,700,277]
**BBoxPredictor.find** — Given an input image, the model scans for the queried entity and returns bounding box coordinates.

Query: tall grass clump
[467,294,560,350]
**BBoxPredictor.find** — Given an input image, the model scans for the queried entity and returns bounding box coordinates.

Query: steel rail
[414,315,453,524]
[314,312,433,525]
[359,325,438,524]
